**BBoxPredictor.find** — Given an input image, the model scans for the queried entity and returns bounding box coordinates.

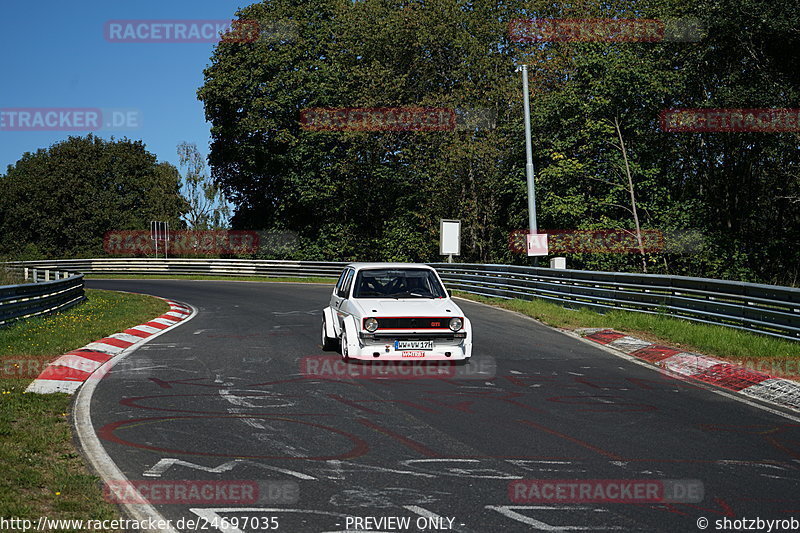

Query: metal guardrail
[7,258,800,341]
[430,263,800,342]
[0,267,86,327]
[8,258,348,279]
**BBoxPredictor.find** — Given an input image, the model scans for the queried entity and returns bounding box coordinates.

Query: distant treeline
[2,0,797,287]
[196,0,798,285]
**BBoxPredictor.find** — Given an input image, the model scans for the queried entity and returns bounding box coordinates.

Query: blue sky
[0,0,253,174]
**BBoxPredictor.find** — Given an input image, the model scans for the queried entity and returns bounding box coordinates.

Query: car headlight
[449,317,463,331]
[364,318,379,332]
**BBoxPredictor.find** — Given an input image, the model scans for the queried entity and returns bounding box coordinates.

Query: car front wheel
[340,332,350,361]
[321,318,337,351]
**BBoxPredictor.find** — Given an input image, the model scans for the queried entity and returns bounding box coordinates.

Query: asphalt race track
[86,279,800,532]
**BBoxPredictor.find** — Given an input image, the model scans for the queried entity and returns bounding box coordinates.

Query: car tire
[321,318,337,351]
[341,332,350,361]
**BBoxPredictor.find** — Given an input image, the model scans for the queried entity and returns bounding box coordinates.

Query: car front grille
[373,317,452,329]
[360,332,465,341]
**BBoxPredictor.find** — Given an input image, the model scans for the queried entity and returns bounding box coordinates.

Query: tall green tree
[199,0,530,262]
[0,134,187,259]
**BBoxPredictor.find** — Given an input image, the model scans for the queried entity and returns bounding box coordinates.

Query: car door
[332,268,354,332]
[331,269,349,308]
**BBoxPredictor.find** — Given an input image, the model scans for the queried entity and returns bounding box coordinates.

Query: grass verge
[455,291,800,380]
[0,289,169,530]
[84,273,334,284]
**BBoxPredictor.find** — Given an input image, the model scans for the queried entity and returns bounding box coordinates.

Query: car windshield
[352,269,447,299]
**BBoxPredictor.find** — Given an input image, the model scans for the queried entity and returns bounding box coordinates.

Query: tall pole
[151,221,158,258]
[519,64,538,236]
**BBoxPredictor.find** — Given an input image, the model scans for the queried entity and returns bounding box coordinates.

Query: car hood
[352,298,463,317]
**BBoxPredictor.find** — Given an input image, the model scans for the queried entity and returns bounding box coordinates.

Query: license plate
[395,340,434,350]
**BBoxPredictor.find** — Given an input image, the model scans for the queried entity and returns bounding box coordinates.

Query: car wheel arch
[342,315,360,357]
[322,307,339,338]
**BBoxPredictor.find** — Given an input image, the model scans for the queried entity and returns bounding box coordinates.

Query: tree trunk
[614,116,647,273]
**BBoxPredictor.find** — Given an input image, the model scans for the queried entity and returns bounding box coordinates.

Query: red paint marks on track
[65,350,113,363]
[143,321,170,330]
[37,366,93,381]
[328,394,383,414]
[585,329,626,344]
[98,415,370,460]
[695,364,771,391]
[517,419,625,460]
[358,417,442,457]
[631,345,682,362]
[95,337,135,349]
[123,328,152,338]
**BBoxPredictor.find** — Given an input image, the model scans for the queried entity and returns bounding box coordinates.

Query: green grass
[0,289,168,531]
[84,273,335,284]
[0,393,124,531]
[0,289,168,358]
[455,291,800,378]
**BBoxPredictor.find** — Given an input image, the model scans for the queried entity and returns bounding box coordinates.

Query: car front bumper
[352,332,470,360]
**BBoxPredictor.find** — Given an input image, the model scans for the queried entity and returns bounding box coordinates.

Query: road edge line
[73,298,198,533]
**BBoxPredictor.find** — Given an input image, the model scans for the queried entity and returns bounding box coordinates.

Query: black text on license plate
[395,340,433,350]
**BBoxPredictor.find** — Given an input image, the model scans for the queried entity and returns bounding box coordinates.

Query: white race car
[321,263,473,362]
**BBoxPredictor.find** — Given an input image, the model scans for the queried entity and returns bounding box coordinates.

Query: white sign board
[527,233,549,256]
[440,219,461,256]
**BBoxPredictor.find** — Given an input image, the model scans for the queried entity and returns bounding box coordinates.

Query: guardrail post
[44,270,50,282]
[32,268,38,283]
[24,267,28,281]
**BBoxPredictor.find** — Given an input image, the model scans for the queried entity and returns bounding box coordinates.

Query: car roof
[345,262,435,272]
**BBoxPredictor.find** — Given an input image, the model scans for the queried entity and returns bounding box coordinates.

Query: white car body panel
[322,306,337,339]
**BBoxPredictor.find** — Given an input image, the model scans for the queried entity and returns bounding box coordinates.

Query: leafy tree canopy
[0,134,187,259]
[190,0,796,284]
